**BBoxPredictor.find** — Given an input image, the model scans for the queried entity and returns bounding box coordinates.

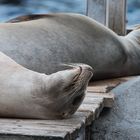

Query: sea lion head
[41,64,93,119]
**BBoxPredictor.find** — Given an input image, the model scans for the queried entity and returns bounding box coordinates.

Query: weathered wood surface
[107,0,126,35]
[0,76,135,140]
[87,0,127,35]
[86,0,107,25]
[87,76,136,93]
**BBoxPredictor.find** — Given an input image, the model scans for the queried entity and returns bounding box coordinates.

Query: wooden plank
[86,0,107,25]
[87,85,116,93]
[88,80,121,93]
[82,96,104,115]
[0,126,79,140]
[88,76,136,93]
[0,111,93,140]
[0,111,89,126]
[80,105,102,119]
[0,121,81,140]
[83,96,104,104]
[75,111,93,126]
[86,92,114,108]
[0,124,79,138]
[0,135,65,140]
[86,0,126,35]
[106,0,126,35]
[0,127,68,140]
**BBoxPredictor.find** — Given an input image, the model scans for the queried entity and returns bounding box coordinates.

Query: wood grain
[107,0,127,35]
[86,0,107,25]
[86,0,127,35]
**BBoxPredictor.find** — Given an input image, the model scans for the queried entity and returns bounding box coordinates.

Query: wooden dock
[0,77,135,140]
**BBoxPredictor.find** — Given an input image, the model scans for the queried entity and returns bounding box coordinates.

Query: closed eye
[72,94,84,106]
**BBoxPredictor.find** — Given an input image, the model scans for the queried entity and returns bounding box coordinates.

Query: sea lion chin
[0,52,93,119]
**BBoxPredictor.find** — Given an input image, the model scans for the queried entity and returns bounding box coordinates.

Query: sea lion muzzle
[40,64,93,119]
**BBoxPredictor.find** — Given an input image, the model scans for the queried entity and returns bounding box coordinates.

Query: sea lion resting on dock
[0,51,93,119]
[1,13,140,80]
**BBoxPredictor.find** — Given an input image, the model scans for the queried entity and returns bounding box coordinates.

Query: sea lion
[0,13,140,80]
[0,51,93,119]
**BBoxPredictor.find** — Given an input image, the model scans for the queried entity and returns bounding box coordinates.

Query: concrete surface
[92,76,140,140]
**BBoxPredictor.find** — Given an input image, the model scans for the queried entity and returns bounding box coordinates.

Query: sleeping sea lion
[0,13,140,80]
[0,51,93,119]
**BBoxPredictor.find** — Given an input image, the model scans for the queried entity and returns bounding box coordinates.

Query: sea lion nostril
[72,94,84,106]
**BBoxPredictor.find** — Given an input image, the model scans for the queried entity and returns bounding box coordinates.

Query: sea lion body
[1,13,140,80]
[0,51,93,119]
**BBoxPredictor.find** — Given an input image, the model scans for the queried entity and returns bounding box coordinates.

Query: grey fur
[1,13,140,80]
